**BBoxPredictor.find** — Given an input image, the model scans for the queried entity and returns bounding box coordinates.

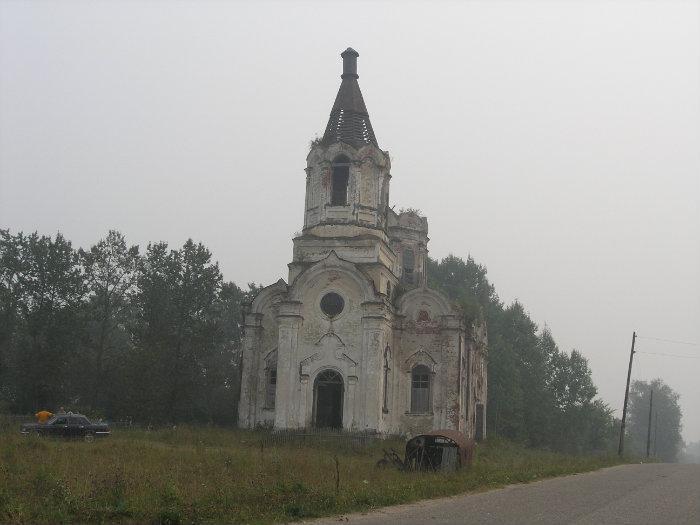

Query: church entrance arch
[313,370,344,429]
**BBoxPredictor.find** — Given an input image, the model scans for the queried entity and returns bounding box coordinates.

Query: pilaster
[238,312,263,428]
[274,301,303,429]
[360,300,391,431]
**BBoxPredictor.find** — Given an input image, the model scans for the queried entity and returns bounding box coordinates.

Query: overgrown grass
[0,425,624,524]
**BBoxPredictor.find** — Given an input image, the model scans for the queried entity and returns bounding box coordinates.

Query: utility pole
[653,411,658,456]
[646,389,653,458]
[618,331,636,457]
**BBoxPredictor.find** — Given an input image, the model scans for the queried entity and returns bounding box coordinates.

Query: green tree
[505,302,553,447]
[548,344,612,453]
[6,232,85,412]
[627,379,683,462]
[0,230,25,409]
[428,254,616,453]
[1,229,253,426]
[425,255,495,323]
[133,239,223,423]
[76,230,140,416]
[198,281,247,425]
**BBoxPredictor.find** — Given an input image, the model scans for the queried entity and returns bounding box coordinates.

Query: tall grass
[0,425,623,524]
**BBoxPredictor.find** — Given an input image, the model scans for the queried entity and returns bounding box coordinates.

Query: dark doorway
[314,370,344,429]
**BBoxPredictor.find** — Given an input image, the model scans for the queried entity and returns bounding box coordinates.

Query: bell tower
[301,48,392,235]
[290,48,397,291]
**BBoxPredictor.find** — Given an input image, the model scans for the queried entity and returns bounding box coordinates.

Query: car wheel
[84,432,95,443]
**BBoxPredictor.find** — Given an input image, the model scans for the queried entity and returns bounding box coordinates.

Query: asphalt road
[308,463,700,525]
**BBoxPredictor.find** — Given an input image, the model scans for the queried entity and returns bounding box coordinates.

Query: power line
[636,351,700,360]
[617,330,698,457]
[637,335,699,347]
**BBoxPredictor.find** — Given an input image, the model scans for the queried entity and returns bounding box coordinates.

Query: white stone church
[238,48,487,438]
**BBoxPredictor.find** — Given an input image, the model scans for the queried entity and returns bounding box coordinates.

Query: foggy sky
[1,1,699,441]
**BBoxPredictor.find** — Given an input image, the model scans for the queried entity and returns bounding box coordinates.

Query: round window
[320,292,345,318]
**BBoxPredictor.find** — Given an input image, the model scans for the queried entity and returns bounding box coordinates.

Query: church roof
[321,48,379,149]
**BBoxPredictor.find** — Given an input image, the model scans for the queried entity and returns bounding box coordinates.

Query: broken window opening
[331,155,351,205]
[265,365,277,409]
[403,247,415,284]
[383,345,391,413]
[411,365,431,414]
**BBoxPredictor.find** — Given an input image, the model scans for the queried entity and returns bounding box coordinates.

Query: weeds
[0,426,624,524]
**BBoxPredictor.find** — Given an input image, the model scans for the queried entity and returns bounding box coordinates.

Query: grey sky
[1,1,699,441]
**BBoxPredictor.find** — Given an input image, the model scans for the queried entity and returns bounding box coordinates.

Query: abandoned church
[238,48,488,438]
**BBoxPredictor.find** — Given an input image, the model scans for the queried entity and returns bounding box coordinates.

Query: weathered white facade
[238,48,487,438]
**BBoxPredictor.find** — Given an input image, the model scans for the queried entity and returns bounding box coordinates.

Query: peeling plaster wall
[286,265,367,429]
[239,259,488,438]
[238,284,284,428]
[304,143,390,232]
[387,289,462,435]
[388,210,429,287]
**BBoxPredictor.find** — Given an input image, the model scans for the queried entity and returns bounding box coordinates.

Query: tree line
[0,229,254,425]
[428,255,683,459]
[1,229,683,458]
[626,379,683,462]
[426,255,616,454]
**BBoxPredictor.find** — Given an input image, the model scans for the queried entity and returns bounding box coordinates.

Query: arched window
[382,345,391,413]
[403,247,415,284]
[265,368,277,408]
[411,365,431,413]
[330,155,350,205]
[264,353,278,409]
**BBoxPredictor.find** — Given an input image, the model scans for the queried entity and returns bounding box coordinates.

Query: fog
[1,1,698,441]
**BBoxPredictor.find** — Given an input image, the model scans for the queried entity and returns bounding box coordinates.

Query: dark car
[20,413,111,441]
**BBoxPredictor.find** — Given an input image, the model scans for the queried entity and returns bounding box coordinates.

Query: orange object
[35,410,53,423]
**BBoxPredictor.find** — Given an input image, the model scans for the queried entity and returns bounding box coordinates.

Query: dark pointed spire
[321,48,378,148]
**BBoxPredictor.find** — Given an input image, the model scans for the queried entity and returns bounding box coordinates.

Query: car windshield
[51,417,68,425]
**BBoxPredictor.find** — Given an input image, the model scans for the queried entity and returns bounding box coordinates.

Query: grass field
[0,424,623,524]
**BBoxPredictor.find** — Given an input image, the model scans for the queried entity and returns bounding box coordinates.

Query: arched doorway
[313,370,344,429]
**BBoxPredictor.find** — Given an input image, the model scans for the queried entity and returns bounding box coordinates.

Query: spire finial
[321,47,378,148]
[341,47,359,79]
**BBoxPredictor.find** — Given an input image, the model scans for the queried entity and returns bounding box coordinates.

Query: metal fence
[258,427,383,450]
[108,418,136,429]
[0,414,32,433]
[0,414,137,432]
[0,415,389,451]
